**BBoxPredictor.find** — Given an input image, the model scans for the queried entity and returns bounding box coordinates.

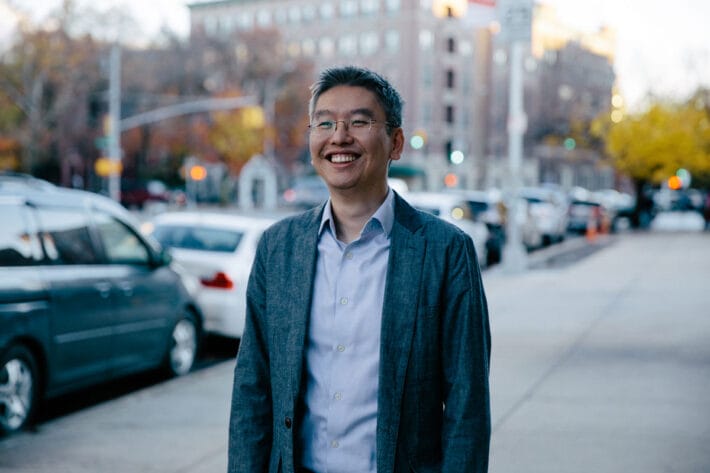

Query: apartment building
[188,0,497,190]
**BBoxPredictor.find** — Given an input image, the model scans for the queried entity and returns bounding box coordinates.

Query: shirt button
[284,417,292,429]
[334,392,342,401]
[337,344,345,352]
[340,297,348,305]
[331,440,339,448]
[345,252,353,260]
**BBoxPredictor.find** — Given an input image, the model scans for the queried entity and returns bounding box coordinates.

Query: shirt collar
[318,187,396,239]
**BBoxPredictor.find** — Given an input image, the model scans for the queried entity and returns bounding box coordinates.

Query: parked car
[446,189,544,263]
[591,188,635,231]
[145,212,277,339]
[120,179,171,210]
[281,174,329,210]
[519,186,568,245]
[567,199,610,234]
[0,173,203,436]
[401,192,490,267]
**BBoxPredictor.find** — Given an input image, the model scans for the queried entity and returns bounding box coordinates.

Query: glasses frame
[308,118,394,136]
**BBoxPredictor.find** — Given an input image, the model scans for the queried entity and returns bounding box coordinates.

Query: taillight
[200,271,234,289]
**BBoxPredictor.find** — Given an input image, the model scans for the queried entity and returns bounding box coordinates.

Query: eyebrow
[313,108,376,119]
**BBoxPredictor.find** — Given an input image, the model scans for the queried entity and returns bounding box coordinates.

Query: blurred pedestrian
[228,66,491,473]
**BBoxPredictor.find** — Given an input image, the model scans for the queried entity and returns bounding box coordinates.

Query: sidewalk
[1,232,708,472]
[485,231,710,472]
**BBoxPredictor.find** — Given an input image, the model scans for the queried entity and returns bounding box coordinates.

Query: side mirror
[152,248,172,268]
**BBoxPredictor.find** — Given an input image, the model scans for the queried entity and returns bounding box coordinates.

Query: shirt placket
[326,241,357,462]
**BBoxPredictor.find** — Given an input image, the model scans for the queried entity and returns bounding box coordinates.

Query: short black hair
[309,66,404,134]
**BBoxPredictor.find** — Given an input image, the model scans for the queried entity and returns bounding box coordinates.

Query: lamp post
[498,0,532,273]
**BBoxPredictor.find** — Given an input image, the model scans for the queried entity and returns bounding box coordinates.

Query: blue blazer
[228,193,491,473]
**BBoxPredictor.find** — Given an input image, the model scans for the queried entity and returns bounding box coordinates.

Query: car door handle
[117,281,134,297]
[94,282,112,299]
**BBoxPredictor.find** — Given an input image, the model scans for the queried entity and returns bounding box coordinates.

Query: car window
[35,207,100,265]
[0,203,43,266]
[465,200,489,216]
[93,212,150,264]
[152,224,244,253]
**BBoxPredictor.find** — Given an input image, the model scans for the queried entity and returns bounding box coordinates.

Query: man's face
[309,85,403,197]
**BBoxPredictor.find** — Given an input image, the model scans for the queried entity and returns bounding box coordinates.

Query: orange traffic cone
[586,213,598,242]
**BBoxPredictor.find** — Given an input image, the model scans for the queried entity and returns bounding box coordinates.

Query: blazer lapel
[377,195,425,473]
[283,205,323,401]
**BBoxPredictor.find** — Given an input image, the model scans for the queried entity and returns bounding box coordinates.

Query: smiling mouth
[328,153,359,164]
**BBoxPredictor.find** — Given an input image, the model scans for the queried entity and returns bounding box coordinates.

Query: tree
[0,2,104,185]
[592,91,710,225]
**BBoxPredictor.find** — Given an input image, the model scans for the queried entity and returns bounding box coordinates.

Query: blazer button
[284,417,292,429]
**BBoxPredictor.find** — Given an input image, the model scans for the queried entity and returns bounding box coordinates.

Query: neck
[329,186,388,244]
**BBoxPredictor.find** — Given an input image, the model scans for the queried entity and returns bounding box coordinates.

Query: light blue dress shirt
[297,189,395,473]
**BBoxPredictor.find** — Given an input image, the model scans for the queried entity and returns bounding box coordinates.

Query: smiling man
[228,66,491,473]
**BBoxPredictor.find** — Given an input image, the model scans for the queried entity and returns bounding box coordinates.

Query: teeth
[330,154,357,163]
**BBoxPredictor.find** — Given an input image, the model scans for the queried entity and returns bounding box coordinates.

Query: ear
[389,128,404,162]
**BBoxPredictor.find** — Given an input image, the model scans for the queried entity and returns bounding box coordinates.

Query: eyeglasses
[308,118,392,137]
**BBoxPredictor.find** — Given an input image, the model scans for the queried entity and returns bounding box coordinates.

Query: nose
[329,120,353,143]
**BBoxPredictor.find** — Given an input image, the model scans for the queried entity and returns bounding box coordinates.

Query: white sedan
[146,212,277,339]
[402,192,490,267]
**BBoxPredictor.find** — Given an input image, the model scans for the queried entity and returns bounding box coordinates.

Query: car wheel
[0,345,39,436]
[166,311,199,377]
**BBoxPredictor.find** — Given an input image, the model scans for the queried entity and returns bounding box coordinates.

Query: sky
[1,0,709,111]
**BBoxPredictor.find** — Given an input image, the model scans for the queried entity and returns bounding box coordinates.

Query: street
[1,231,709,472]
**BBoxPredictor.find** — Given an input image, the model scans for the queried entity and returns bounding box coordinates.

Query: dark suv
[0,174,203,435]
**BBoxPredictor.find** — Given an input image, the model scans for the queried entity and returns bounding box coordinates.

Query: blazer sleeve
[440,232,492,472]
[228,232,273,473]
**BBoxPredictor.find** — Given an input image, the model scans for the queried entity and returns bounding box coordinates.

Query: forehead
[312,85,384,117]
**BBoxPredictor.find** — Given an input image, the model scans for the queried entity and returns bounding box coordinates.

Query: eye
[316,121,335,130]
[349,119,370,128]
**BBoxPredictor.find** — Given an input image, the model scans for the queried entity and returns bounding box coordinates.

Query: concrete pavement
[1,231,709,472]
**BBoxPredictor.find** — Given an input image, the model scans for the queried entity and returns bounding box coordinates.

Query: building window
[238,12,253,30]
[320,3,336,19]
[274,10,287,24]
[422,64,432,86]
[256,10,271,27]
[287,42,301,58]
[361,0,379,15]
[385,30,399,53]
[338,35,358,56]
[288,5,301,23]
[302,39,316,56]
[319,37,335,57]
[445,105,455,124]
[447,37,456,53]
[360,32,379,55]
[303,5,317,22]
[419,30,433,50]
[446,69,455,89]
[341,0,358,17]
[385,0,400,13]
[204,16,217,35]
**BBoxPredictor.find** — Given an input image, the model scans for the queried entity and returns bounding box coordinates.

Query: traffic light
[410,129,427,150]
[444,173,459,188]
[563,137,576,150]
[667,175,682,190]
[189,164,207,181]
[449,150,464,165]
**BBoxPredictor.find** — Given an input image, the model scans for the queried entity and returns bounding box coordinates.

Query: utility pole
[498,0,532,273]
[108,44,122,203]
